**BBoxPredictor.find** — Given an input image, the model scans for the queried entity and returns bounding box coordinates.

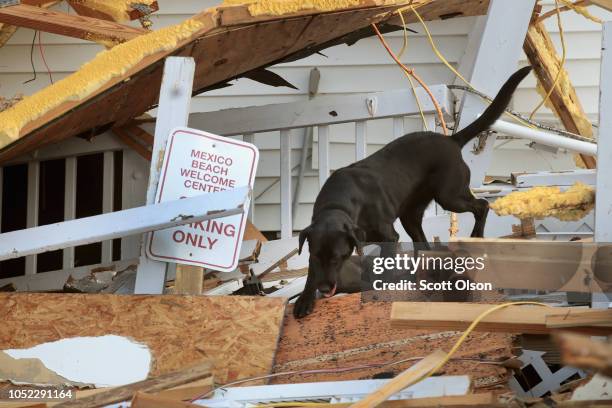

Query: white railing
[0,134,151,290]
[189,85,455,238]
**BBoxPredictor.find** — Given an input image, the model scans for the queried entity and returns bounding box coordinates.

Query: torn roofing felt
[0,0,489,164]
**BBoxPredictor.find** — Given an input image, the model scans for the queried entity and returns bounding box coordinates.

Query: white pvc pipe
[491,120,597,156]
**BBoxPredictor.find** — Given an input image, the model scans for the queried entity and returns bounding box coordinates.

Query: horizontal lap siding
[0,1,610,230]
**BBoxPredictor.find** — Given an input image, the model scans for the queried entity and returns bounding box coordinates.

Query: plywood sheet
[274,293,514,390]
[0,294,286,384]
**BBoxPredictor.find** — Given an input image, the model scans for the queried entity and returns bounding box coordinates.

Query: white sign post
[146,127,259,272]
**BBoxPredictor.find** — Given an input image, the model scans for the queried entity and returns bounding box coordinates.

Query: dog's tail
[451,66,532,148]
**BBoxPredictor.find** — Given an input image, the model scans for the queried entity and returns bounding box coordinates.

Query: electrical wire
[191,354,514,403]
[23,31,38,85]
[410,6,537,130]
[245,302,551,408]
[396,9,429,130]
[37,31,53,85]
[530,0,566,120]
[371,23,448,135]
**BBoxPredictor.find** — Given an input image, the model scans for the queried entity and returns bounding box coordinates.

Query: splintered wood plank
[54,362,211,408]
[67,1,160,22]
[274,293,514,389]
[0,5,146,44]
[391,302,611,335]
[349,350,448,408]
[0,23,17,48]
[244,221,268,242]
[546,308,612,329]
[523,22,596,169]
[0,3,403,164]
[0,293,286,384]
[554,332,612,377]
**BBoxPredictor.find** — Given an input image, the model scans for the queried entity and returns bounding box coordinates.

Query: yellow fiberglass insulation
[490,182,595,222]
[0,18,205,148]
[222,0,401,16]
[70,0,157,22]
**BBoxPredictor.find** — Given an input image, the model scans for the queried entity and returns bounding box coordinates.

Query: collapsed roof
[0,0,489,163]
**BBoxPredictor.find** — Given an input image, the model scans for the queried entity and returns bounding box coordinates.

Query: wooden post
[134,57,195,294]
[174,265,204,295]
[454,0,537,188]
[523,21,597,169]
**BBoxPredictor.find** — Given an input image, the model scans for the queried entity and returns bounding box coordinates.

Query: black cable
[23,31,37,84]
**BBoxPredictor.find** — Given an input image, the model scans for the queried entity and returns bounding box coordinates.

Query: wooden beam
[67,0,160,22]
[113,128,152,161]
[391,303,612,335]
[523,22,597,169]
[348,351,448,408]
[546,308,612,329]
[53,361,212,408]
[0,4,146,45]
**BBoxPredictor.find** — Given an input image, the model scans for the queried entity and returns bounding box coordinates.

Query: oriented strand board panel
[0,293,286,384]
[274,293,514,389]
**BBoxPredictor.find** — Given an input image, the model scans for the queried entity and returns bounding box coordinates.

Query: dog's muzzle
[319,282,337,298]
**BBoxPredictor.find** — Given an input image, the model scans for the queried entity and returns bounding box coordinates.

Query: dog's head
[298,218,365,297]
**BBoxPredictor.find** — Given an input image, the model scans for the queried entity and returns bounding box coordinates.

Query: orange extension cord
[371,23,448,135]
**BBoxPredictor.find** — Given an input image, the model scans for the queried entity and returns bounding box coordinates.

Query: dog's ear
[298,226,312,255]
[345,224,366,256]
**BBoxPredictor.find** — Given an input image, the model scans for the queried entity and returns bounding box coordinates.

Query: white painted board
[147,127,258,272]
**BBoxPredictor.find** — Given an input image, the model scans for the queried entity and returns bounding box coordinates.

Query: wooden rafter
[0,4,147,45]
[523,21,597,169]
[67,0,160,22]
[0,1,60,49]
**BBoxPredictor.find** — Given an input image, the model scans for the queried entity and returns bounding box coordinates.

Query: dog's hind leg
[435,188,489,238]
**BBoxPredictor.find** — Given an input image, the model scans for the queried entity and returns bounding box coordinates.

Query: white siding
[1,0,610,231]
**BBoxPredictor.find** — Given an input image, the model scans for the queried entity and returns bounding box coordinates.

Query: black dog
[293,66,532,318]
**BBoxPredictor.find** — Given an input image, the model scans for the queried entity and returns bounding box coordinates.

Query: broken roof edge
[0,0,414,157]
[0,10,218,152]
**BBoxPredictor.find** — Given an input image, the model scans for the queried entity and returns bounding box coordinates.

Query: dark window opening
[112,150,123,261]
[0,164,28,278]
[37,159,65,273]
[74,154,104,267]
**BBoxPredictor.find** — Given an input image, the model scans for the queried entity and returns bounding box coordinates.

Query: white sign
[146,127,258,272]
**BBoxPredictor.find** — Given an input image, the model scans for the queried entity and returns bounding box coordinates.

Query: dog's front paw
[293,293,315,318]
